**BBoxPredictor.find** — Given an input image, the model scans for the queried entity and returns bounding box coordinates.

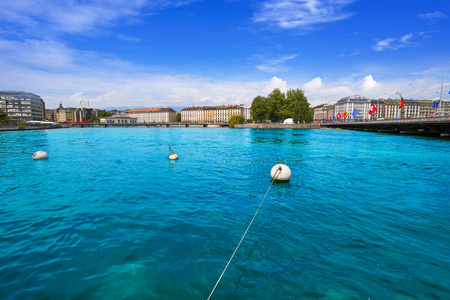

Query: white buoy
[32,151,49,160]
[169,153,178,160]
[270,164,291,181]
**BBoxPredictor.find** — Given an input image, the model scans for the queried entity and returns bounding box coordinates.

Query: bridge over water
[322,116,450,137]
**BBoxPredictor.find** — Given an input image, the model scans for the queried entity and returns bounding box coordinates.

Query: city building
[241,104,251,120]
[100,115,137,124]
[126,107,176,123]
[109,109,127,116]
[181,106,204,123]
[384,99,450,119]
[54,103,75,123]
[73,107,100,122]
[214,105,243,123]
[202,106,215,123]
[313,104,328,122]
[326,103,336,120]
[316,95,450,121]
[45,109,55,122]
[181,105,244,123]
[335,95,371,121]
[0,91,45,123]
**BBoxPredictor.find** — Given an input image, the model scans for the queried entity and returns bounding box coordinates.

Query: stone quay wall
[235,123,320,129]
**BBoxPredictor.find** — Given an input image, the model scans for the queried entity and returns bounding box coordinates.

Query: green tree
[99,110,112,118]
[228,115,245,128]
[0,108,10,125]
[176,113,181,122]
[281,90,296,120]
[250,95,267,122]
[266,88,285,122]
[89,114,98,122]
[289,89,313,123]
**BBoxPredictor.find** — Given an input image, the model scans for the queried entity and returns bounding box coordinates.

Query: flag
[326,117,329,121]
[399,97,406,109]
[337,113,342,120]
[397,91,406,108]
[332,115,336,120]
[433,102,439,108]
[431,112,435,117]
[322,118,326,122]
[343,111,348,118]
[369,102,377,115]
[353,108,359,117]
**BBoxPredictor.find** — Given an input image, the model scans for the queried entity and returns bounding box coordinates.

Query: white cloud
[1,40,447,110]
[264,76,288,93]
[373,38,396,51]
[302,77,352,104]
[0,39,291,108]
[253,0,355,31]
[0,0,198,36]
[361,75,378,91]
[418,11,447,21]
[303,77,323,90]
[0,39,74,69]
[400,33,413,43]
[373,33,415,52]
[255,54,297,73]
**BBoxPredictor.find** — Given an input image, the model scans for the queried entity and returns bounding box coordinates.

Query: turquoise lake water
[0,127,449,299]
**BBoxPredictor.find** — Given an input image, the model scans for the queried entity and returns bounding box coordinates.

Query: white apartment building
[181,105,245,123]
[241,105,251,120]
[214,105,243,123]
[335,95,371,121]
[181,107,204,123]
[126,108,176,123]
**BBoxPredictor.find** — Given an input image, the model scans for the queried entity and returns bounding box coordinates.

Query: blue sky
[1,0,449,109]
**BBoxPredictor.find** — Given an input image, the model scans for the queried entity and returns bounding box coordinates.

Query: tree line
[251,88,314,123]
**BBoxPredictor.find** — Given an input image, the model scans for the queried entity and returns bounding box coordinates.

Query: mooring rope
[207,166,282,300]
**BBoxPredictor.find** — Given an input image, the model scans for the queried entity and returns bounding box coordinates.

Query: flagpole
[396,91,404,119]
[439,78,443,117]
[374,97,377,121]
